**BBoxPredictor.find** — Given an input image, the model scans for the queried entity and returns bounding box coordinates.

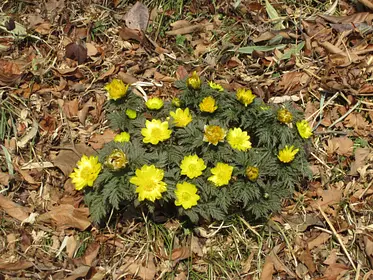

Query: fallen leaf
[88,129,116,149]
[65,43,87,65]
[74,242,100,266]
[0,260,34,270]
[119,27,143,42]
[120,254,156,280]
[170,246,191,262]
[190,236,203,257]
[298,246,316,273]
[0,59,23,85]
[86,43,98,57]
[349,147,371,176]
[66,235,78,258]
[63,98,79,119]
[123,1,149,31]
[323,262,349,280]
[52,144,96,177]
[37,204,91,230]
[65,266,91,280]
[308,232,331,250]
[260,256,274,280]
[0,194,30,221]
[310,188,342,212]
[0,172,10,186]
[325,137,354,157]
[364,235,373,267]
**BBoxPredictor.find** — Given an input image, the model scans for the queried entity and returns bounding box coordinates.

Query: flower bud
[245,166,259,181]
[105,149,128,170]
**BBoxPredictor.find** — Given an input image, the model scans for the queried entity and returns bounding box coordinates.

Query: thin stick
[318,205,357,270]
[329,100,361,129]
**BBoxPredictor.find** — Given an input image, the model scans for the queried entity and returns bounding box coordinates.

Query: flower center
[152,127,162,136]
[181,192,191,201]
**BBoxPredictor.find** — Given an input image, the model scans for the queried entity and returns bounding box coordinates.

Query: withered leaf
[37,204,91,230]
[0,260,34,271]
[123,1,149,31]
[0,194,30,221]
[65,43,87,65]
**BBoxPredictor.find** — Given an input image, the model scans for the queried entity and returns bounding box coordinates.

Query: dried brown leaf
[0,172,10,186]
[308,232,331,250]
[364,235,373,266]
[88,129,116,150]
[0,260,34,271]
[66,235,78,258]
[74,242,100,266]
[0,194,30,221]
[119,27,143,42]
[120,254,156,280]
[349,147,371,176]
[298,247,316,273]
[65,43,87,65]
[170,246,191,262]
[37,204,91,230]
[260,256,274,280]
[323,263,349,280]
[63,98,79,119]
[325,137,354,157]
[123,1,149,31]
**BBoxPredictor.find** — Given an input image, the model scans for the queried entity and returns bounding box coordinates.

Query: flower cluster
[71,73,312,223]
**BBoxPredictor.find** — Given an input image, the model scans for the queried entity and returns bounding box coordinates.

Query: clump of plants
[69,73,312,223]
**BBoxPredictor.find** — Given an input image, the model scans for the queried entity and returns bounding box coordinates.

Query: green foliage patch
[74,74,312,224]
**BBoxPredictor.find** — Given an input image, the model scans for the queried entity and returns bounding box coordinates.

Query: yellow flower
[186,71,201,90]
[172,97,181,107]
[180,154,206,179]
[69,155,102,191]
[203,125,226,145]
[208,81,224,92]
[126,109,137,119]
[227,128,252,151]
[246,166,259,181]
[114,132,130,143]
[130,165,167,202]
[142,119,172,145]
[278,145,299,163]
[199,96,218,113]
[105,149,128,170]
[170,108,192,127]
[208,162,234,187]
[146,97,164,110]
[236,88,255,106]
[296,120,312,139]
[174,182,200,209]
[277,108,293,124]
[104,79,129,101]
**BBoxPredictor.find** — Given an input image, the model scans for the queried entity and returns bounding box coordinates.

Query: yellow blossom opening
[104,79,129,101]
[130,165,167,202]
[199,96,218,113]
[296,120,312,139]
[277,108,293,124]
[186,71,201,90]
[236,88,255,106]
[114,131,130,143]
[278,145,299,163]
[208,162,234,187]
[203,125,226,145]
[69,155,102,191]
[227,128,252,151]
[180,154,206,179]
[170,108,192,127]
[105,149,128,170]
[208,81,224,92]
[246,166,259,181]
[126,109,137,119]
[142,119,172,145]
[146,97,164,110]
[174,182,200,209]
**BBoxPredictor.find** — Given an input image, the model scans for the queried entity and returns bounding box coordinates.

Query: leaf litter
[1,0,373,279]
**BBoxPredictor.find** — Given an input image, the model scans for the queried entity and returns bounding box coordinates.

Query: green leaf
[280,41,305,60]
[265,0,285,30]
